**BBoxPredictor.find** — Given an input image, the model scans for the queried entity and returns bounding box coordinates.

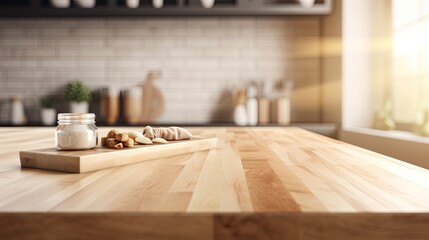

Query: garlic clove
[135,136,153,145]
[152,138,168,144]
[128,131,144,140]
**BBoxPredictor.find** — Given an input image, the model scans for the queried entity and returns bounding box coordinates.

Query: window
[392,0,429,123]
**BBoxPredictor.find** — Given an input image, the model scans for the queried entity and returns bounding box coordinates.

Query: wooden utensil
[20,137,218,173]
[123,88,142,124]
[101,87,119,125]
[232,88,248,126]
[139,71,165,123]
[271,97,291,124]
[258,97,270,124]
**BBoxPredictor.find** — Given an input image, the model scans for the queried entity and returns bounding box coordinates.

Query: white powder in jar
[56,124,97,150]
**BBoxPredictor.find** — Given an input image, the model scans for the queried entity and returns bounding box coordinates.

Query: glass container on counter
[55,113,98,150]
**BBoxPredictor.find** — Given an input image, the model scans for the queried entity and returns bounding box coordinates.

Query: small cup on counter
[10,96,27,125]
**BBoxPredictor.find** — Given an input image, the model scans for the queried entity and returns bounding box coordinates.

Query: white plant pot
[50,0,70,8]
[127,0,140,8]
[41,108,57,126]
[74,0,96,8]
[299,0,315,8]
[153,0,163,8]
[70,101,89,113]
[201,0,214,8]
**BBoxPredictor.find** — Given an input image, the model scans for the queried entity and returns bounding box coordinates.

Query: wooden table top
[1,127,429,239]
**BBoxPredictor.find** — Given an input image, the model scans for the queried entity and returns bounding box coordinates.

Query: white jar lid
[58,113,95,124]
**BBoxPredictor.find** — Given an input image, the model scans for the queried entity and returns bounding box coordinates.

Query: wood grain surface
[1,127,429,240]
[20,137,217,173]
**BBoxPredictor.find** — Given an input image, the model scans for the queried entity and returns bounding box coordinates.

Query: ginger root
[142,126,192,140]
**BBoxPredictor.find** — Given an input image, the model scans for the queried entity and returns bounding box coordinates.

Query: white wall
[342,0,392,129]
[342,0,372,129]
[321,0,342,129]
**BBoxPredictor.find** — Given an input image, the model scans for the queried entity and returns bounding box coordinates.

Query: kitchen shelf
[0,0,332,17]
[116,0,178,7]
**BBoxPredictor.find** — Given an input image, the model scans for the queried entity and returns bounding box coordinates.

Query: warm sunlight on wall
[342,0,390,129]
[341,0,429,168]
[392,0,429,123]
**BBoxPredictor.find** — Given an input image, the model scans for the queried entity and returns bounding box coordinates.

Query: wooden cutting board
[20,137,218,173]
[140,72,165,123]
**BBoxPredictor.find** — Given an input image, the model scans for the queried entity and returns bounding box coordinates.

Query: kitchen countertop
[0,122,338,137]
[1,127,429,239]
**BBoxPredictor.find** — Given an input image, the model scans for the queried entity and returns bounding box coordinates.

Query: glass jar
[55,113,98,150]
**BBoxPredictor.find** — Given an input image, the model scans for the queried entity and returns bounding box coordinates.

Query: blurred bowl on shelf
[299,0,315,8]
[127,0,140,8]
[74,0,96,8]
[201,0,215,8]
[50,0,70,8]
[153,0,163,8]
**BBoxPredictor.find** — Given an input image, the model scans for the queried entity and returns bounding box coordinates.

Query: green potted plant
[65,81,92,113]
[40,95,56,125]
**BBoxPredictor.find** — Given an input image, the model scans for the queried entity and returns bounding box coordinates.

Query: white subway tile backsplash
[40,59,75,68]
[78,38,106,47]
[1,37,38,47]
[185,36,219,47]
[1,59,38,67]
[185,19,220,29]
[185,58,218,69]
[0,17,321,124]
[138,59,163,69]
[74,28,108,37]
[41,28,72,37]
[144,37,183,47]
[1,28,26,36]
[203,48,240,58]
[107,37,143,47]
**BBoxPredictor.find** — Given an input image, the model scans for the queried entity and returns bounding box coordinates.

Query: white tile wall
[0,17,321,124]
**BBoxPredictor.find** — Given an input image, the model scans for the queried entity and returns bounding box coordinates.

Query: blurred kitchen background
[0,0,337,129]
[2,0,429,168]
